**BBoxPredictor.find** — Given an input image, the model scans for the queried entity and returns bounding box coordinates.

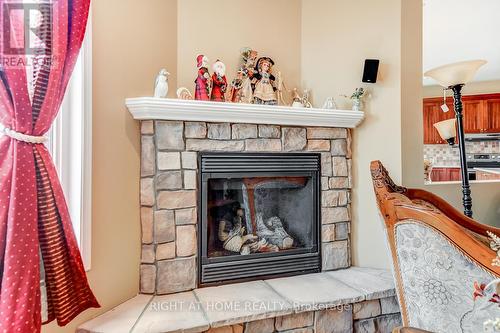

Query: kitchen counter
[474,168,500,175]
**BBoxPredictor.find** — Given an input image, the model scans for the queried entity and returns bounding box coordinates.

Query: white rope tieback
[0,124,47,144]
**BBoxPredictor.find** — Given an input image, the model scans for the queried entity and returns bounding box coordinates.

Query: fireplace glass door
[199,153,321,285]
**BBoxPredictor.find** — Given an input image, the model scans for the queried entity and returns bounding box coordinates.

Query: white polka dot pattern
[0,1,98,332]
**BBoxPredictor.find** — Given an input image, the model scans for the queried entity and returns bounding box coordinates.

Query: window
[47,20,92,270]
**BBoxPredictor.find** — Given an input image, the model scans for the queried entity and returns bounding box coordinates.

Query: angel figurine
[252,57,277,105]
[210,60,227,102]
[194,54,211,100]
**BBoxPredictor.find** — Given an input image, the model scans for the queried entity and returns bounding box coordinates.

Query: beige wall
[177,0,302,95]
[43,1,177,332]
[301,0,403,269]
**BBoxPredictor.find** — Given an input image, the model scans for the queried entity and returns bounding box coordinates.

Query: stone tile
[186,139,245,151]
[76,294,153,333]
[265,272,364,311]
[156,171,182,190]
[346,129,353,159]
[141,136,155,177]
[134,292,210,333]
[140,178,154,206]
[245,139,282,151]
[175,207,197,225]
[322,207,350,224]
[332,157,348,177]
[329,177,350,189]
[353,318,375,333]
[141,120,154,134]
[347,159,353,188]
[380,296,400,314]
[275,312,313,331]
[140,264,156,294]
[141,244,155,264]
[207,325,243,333]
[259,125,281,138]
[158,152,181,170]
[322,190,348,207]
[244,318,275,333]
[314,307,353,333]
[182,151,198,169]
[157,257,196,294]
[156,242,175,261]
[232,124,258,139]
[306,139,330,151]
[208,123,231,140]
[185,122,207,138]
[184,170,197,189]
[320,153,333,176]
[353,299,381,320]
[321,177,329,190]
[322,224,335,242]
[307,127,347,139]
[157,190,197,209]
[176,225,197,257]
[157,121,184,150]
[140,206,153,244]
[154,210,175,243]
[331,139,347,156]
[282,127,307,151]
[195,280,292,327]
[335,222,349,240]
[322,241,350,270]
[278,329,313,333]
[327,267,396,301]
[374,313,402,333]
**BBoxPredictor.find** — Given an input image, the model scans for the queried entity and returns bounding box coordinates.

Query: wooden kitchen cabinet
[423,93,500,144]
[430,167,461,182]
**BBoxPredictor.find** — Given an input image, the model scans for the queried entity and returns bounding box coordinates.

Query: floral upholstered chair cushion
[395,221,499,333]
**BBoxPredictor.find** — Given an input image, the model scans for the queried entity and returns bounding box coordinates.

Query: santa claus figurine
[210,60,228,102]
[195,54,211,100]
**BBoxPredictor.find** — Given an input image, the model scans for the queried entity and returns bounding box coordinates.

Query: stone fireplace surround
[140,119,353,294]
[78,99,402,333]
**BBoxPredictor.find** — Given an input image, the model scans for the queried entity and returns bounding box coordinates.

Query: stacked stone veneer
[139,120,353,294]
[204,296,401,333]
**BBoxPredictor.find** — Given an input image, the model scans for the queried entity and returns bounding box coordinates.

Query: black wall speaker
[362,59,380,83]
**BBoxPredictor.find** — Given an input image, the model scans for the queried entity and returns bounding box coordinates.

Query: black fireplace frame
[198,152,322,287]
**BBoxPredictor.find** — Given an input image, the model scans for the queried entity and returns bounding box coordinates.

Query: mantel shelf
[126,97,365,128]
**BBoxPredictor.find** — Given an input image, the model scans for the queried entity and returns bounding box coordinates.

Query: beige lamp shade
[424,60,487,88]
[434,118,457,141]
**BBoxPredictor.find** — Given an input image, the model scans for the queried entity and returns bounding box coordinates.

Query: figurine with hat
[251,57,277,105]
[194,54,211,101]
[210,60,228,102]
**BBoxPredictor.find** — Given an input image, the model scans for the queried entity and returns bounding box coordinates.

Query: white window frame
[48,16,92,271]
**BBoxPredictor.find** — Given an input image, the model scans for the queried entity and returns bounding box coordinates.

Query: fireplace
[199,152,321,286]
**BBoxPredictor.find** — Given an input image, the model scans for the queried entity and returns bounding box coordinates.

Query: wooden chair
[370,160,500,333]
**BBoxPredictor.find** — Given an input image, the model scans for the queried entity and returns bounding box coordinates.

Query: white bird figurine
[154,69,170,98]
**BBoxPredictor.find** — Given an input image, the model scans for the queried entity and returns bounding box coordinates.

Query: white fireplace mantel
[126,97,365,128]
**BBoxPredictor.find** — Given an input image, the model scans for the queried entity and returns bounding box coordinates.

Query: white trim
[126,98,365,128]
[80,12,92,271]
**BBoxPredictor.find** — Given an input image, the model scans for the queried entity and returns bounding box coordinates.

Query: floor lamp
[424,60,487,218]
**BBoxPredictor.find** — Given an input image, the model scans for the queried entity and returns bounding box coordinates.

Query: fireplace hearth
[199,153,321,285]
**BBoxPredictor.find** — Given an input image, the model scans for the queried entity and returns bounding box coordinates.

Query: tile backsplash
[424,141,500,166]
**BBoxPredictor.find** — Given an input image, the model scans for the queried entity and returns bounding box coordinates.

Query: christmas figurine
[194,54,211,100]
[230,47,259,103]
[252,57,277,105]
[210,60,228,102]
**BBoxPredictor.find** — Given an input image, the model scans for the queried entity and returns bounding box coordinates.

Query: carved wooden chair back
[370,160,500,332]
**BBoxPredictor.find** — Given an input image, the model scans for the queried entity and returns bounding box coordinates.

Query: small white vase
[352,99,362,111]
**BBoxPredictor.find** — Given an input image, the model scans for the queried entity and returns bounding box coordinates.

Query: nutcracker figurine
[210,60,228,102]
[195,54,211,100]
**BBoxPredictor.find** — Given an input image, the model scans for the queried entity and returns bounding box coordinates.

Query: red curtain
[0,1,99,332]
